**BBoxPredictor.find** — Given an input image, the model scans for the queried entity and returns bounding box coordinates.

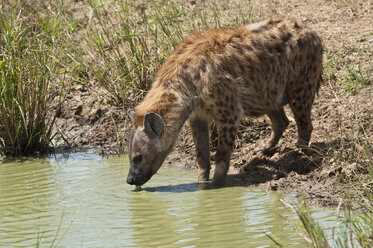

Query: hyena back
[127,17,323,186]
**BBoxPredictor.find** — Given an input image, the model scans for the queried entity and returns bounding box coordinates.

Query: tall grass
[0,2,67,156]
[83,0,253,106]
[0,0,254,155]
[292,192,372,248]
[268,188,372,248]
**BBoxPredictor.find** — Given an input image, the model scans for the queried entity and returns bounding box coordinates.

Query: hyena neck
[135,87,196,135]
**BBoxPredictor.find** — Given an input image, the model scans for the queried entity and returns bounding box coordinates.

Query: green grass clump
[270,190,373,248]
[323,46,372,95]
[297,193,373,248]
[0,3,66,156]
[342,65,372,95]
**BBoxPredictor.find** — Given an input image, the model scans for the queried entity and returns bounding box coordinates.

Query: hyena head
[126,111,171,186]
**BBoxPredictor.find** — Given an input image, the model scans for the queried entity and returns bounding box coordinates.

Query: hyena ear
[144,112,164,138]
[128,109,136,122]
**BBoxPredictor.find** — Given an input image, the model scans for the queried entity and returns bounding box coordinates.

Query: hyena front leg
[189,117,211,182]
[212,121,238,186]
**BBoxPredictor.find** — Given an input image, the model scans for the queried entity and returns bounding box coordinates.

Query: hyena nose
[126,176,135,185]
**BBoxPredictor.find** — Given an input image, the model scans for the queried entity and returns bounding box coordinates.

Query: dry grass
[81,0,254,106]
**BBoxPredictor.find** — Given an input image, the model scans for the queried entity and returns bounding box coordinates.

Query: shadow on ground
[227,139,349,187]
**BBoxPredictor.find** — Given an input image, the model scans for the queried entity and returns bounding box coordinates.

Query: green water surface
[0,153,340,247]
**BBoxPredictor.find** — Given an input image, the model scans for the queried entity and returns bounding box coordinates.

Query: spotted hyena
[126,17,323,186]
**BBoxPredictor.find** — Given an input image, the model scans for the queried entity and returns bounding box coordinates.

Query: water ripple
[0,154,341,247]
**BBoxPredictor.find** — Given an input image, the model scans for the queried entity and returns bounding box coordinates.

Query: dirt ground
[55,0,373,206]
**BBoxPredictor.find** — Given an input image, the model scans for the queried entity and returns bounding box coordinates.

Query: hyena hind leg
[289,95,314,148]
[263,108,290,154]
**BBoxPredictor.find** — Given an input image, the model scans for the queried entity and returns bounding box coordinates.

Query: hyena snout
[126,166,137,185]
[126,175,135,185]
[126,166,149,186]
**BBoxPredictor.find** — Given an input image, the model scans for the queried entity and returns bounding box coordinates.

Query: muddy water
[0,153,339,247]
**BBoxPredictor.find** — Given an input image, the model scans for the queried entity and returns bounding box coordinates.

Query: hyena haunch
[127,17,323,186]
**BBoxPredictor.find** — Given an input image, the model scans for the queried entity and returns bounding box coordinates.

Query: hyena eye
[133,154,142,164]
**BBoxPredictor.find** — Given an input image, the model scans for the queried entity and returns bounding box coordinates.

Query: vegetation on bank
[0,0,253,155]
[0,0,372,246]
[268,188,373,247]
[0,2,68,156]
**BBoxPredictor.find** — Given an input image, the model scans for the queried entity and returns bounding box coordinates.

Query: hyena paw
[254,142,277,156]
[295,139,311,152]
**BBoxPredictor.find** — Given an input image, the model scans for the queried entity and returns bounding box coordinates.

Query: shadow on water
[135,183,203,193]
[134,180,245,193]
[131,142,332,192]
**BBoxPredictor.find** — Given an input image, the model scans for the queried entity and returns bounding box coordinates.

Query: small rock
[270,183,278,191]
[75,105,83,115]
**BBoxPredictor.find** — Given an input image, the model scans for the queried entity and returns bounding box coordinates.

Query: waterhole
[0,153,340,247]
